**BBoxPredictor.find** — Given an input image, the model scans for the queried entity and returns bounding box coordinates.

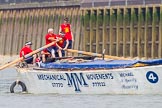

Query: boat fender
[10,80,27,93]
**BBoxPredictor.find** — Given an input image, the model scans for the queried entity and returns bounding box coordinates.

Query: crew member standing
[59,17,74,56]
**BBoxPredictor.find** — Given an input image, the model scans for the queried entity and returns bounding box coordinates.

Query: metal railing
[81,0,162,7]
[0,0,80,10]
[0,0,80,4]
[1,0,162,7]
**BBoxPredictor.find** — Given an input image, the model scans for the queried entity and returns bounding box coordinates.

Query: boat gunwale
[15,64,162,73]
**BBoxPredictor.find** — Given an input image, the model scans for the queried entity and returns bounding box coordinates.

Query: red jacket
[56,35,65,48]
[20,46,33,57]
[45,33,57,46]
[60,23,72,40]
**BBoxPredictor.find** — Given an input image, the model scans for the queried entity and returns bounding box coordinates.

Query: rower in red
[45,28,62,58]
[56,33,68,57]
[19,41,37,64]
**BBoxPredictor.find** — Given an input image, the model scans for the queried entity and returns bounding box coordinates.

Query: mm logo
[65,73,88,92]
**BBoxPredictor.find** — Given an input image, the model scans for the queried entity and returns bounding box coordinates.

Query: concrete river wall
[0,4,162,59]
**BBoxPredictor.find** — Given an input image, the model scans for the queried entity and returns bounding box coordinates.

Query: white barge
[13,58,162,94]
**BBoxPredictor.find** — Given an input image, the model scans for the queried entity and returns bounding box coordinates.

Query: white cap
[25,41,32,45]
[48,28,54,33]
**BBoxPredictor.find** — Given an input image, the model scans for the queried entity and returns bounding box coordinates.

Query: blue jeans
[47,46,58,54]
[25,56,33,64]
[63,40,72,49]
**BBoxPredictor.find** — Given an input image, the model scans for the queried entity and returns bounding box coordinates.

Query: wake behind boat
[12,57,162,94]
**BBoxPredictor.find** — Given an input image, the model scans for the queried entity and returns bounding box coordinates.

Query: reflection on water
[0,68,162,108]
[0,68,17,93]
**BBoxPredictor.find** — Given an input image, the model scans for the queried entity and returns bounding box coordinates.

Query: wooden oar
[0,41,57,70]
[66,49,130,60]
